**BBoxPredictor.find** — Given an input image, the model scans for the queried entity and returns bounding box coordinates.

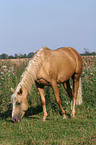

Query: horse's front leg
[52,81,66,119]
[38,87,47,121]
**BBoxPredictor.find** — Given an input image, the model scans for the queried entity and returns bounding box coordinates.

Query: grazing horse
[11,47,82,122]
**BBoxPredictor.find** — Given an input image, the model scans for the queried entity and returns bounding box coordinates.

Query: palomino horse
[11,47,82,122]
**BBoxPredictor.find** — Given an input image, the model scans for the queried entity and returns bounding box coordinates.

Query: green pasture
[0,56,96,145]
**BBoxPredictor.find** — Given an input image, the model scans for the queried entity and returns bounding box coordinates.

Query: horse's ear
[18,87,23,95]
[11,88,14,93]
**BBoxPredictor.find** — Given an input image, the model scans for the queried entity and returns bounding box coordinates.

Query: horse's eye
[16,102,21,105]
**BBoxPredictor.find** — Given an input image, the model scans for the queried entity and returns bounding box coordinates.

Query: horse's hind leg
[71,75,80,117]
[38,87,47,121]
[52,81,66,119]
[64,80,73,110]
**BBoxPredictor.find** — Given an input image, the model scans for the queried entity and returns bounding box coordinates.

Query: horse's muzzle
[12,117,22,123]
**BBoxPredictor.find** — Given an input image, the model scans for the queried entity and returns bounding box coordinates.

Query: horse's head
[11,85,28,122]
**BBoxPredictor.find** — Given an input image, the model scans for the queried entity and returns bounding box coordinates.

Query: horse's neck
[20,48,45,93]
[20,64,38,93]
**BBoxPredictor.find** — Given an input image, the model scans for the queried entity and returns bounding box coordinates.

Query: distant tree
[8,55,14,59]
[28,52,34,58]
[23,54,27,58]
[14,53,19,59]
[91,52,96,55]
[18,53,23,58]
[1,53,8,59]
[0,51,35,59]
[84,48,89,55]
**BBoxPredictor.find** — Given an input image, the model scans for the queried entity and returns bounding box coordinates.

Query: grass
[0,56,96,145]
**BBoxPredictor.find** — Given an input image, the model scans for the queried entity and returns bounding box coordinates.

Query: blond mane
[18,47,47,93]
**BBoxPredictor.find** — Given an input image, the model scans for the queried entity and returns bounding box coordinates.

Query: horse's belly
[57,68,75,83]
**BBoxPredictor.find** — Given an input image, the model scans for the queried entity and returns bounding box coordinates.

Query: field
[0,56,96,145]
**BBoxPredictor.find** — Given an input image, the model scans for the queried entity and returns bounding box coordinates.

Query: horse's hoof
[42,116,46,121]
[63,114,67,119]
[71,114,75,118]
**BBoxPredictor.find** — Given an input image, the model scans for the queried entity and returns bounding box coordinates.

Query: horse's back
[37,47,82,83]
[42,47,82,69]
[54,47,82,76]
[41,47,77,68]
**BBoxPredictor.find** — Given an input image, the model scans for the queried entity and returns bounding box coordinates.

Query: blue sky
[0,0,96,55]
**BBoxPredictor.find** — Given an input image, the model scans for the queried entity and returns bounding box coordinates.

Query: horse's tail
[76,77,82,105]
